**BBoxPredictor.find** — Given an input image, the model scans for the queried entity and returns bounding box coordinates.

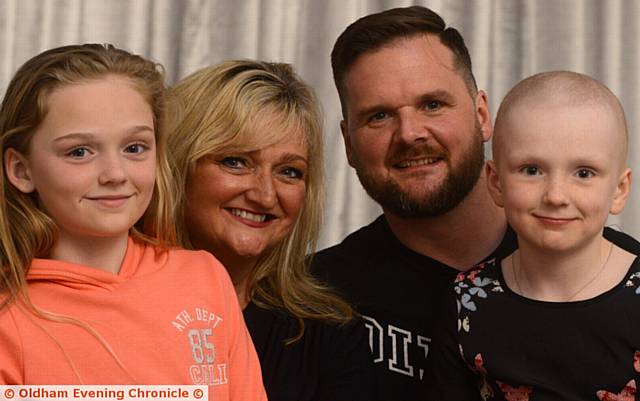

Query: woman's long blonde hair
[0,44,176,311]
[167,60,353,341]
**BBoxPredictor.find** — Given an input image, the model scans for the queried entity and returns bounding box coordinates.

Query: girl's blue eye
[68,147,88,158]
[522,166,540,176]
[125,144,146,153]
[576,169,595,179]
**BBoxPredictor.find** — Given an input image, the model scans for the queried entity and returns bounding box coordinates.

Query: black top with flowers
[426,227,640,401]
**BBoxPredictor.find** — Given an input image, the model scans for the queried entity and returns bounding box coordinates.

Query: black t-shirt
[426,227,640,401]
[311,215,518,401]
[243,301,375,401]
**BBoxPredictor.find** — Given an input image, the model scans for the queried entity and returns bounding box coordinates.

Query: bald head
[493,71,628,169]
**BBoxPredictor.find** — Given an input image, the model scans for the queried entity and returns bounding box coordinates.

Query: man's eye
[424,100,442,111]
[370,111,388,121]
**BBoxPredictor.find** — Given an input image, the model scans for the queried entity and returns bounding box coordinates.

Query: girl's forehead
[32,78,155,145]
[506,103,622,142]
[496,103,625,166]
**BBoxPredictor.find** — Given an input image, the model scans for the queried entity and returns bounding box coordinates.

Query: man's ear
[485,160,504,208]
[4,148,35,193]
[340,120,355,168]
[610,167,632,215]
[475,90,493,142]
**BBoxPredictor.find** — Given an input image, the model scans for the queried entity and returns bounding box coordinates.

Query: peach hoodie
[0,237,267,401]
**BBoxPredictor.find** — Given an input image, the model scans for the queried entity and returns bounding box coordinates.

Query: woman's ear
[610,167,632,215]
[4,148,35,193]
[486,160,504,208]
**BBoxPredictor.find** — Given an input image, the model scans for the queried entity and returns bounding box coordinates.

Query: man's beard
[354,128,485,218]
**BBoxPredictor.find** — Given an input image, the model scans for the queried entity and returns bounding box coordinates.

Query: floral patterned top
[426,228,640,401]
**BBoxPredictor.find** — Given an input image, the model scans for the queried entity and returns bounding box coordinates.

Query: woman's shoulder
[245,301,367,345]
[302,314,373,363]
[245,303,374,401]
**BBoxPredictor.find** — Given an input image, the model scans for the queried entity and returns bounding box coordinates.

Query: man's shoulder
[313,215,388,264]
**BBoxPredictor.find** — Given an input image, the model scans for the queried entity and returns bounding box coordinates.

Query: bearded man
[311,6,516,400]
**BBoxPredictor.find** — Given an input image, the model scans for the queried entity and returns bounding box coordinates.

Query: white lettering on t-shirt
[388,325,413,377]
[363,315,384,363]
[172,306,228,386]
[171,309,194,332]
[362,314,430,380]
[416,335,431,379]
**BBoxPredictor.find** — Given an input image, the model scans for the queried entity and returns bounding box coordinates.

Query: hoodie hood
[26,237,163,292]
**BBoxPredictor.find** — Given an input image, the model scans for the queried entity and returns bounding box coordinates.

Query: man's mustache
[386,143,449,166]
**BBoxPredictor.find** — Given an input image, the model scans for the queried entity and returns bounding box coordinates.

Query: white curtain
[1,0,639,249]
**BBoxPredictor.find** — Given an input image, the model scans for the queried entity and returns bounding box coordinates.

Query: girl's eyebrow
[54,132,95,142]
[127,125,155,135]
[53,125,154,142]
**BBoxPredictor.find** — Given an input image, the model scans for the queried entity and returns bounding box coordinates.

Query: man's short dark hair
[331,6,477,117]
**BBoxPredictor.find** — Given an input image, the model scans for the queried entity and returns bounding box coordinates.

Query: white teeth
[230,209,267,222]
[397,158,439,168]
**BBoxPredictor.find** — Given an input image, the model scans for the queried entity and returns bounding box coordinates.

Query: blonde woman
[168,60,375,401]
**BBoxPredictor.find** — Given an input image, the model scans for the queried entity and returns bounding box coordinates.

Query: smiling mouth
[228,208,275,223]
[85,194,134,208]
[535,215,576,224]
[88,195,133,200]
[394,157,442,168]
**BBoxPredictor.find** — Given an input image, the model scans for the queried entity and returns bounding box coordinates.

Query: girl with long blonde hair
[0,44,266,401]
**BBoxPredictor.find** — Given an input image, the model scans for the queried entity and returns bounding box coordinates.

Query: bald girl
[487,70,633,302]
[427,71,640,399]
[492,70,628,172]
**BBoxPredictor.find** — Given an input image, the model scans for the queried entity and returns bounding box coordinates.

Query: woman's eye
[282,167,304,180]
[221,157,246,169]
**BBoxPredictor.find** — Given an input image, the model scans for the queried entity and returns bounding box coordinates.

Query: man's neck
[384,173,507,271]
